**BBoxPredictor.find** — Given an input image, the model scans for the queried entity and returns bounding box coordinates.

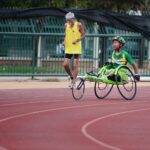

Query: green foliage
[0,0,149,11]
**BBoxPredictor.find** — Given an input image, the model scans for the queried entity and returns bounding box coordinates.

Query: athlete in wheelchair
[72,36,140,100]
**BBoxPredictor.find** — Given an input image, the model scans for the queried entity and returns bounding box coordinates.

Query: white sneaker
[68,80,74,89]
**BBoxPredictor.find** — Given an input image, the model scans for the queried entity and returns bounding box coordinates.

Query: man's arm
[78,22,85,41]
[73,22,85,44]
[63,23,67,45]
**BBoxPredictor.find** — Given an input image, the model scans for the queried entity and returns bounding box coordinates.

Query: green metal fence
[0,17,96,34]
[0,16,149,77]
[0,32,149,77]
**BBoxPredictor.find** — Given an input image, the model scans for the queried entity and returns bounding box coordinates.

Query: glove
[134,74,140,81]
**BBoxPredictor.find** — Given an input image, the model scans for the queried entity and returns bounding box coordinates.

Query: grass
[0,66,65,75]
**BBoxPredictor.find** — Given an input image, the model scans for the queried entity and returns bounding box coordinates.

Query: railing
[0,32,149,78]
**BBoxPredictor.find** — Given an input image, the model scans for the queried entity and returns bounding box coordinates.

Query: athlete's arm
[125,51,140,81]
[78,22,85,41]
[131,62,139,74]
[73,22,85,44]
[132,63,140,81]
[125,51,139,74]
[63,23,67,45]
[127,54,140,81]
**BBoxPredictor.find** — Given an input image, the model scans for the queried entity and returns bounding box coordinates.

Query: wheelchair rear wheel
[116,66,137,100]
[94,74,113,99]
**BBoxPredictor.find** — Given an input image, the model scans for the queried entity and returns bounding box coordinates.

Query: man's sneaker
[68,80,73,89]
[68,77,75,89]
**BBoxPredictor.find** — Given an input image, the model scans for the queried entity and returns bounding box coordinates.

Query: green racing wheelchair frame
[71,64,137,101]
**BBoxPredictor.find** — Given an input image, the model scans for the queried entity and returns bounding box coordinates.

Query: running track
[0,85,150,150]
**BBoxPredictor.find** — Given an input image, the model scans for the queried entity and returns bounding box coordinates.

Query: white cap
[65,12,75,20]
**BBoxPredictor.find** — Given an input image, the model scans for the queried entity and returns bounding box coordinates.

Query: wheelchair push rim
[115,66,137,100]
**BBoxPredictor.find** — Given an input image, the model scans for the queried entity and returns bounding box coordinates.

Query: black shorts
[65,54,80,59]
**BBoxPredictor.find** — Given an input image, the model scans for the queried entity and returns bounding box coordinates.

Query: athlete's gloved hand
[134,74,140,81]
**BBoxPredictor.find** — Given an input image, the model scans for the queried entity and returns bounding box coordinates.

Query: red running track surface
[0,86,149,150]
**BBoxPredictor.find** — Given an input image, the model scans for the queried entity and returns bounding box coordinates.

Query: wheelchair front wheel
[72,77,85,100]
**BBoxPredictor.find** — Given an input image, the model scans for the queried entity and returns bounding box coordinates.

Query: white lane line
[0,97,149,107]
[0,100,149,150]
[0,146,8,150]
[0,103,105,150]
[0,100,149,123]
[0,102,122,123]
[0,100,149,122]
[81,108,150,150]
[0,100,65,107]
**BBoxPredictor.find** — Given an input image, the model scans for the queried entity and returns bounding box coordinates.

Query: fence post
[148,40,150,69]
[93,22,99,69]
[31,36,36,79]
[139,37,144,68]
[99,36,107,67]
[37,36,42,67]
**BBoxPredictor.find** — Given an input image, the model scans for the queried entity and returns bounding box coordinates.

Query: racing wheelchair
[71,63,137,101]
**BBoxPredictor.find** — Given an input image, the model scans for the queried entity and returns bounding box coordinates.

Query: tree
[0,0,149,12]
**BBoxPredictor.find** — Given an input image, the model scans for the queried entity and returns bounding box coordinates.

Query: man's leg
[72,54,80,80]
[63,57,73,79]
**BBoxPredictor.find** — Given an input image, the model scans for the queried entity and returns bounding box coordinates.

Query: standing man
[63,12,85,87]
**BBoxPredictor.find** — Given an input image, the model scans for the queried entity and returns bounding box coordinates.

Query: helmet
[112,36,126,45]
[65,12,75,20]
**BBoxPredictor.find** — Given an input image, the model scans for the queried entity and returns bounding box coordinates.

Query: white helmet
[65,12,75,20]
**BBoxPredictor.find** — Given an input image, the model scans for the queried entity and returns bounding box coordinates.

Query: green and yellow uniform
[112,50,134,65]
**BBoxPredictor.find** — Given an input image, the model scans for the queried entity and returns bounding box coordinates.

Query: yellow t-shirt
[65,21,82,54]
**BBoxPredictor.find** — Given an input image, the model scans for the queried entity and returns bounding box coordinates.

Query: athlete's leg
[63,54,73,79]
[72,54,80,80]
